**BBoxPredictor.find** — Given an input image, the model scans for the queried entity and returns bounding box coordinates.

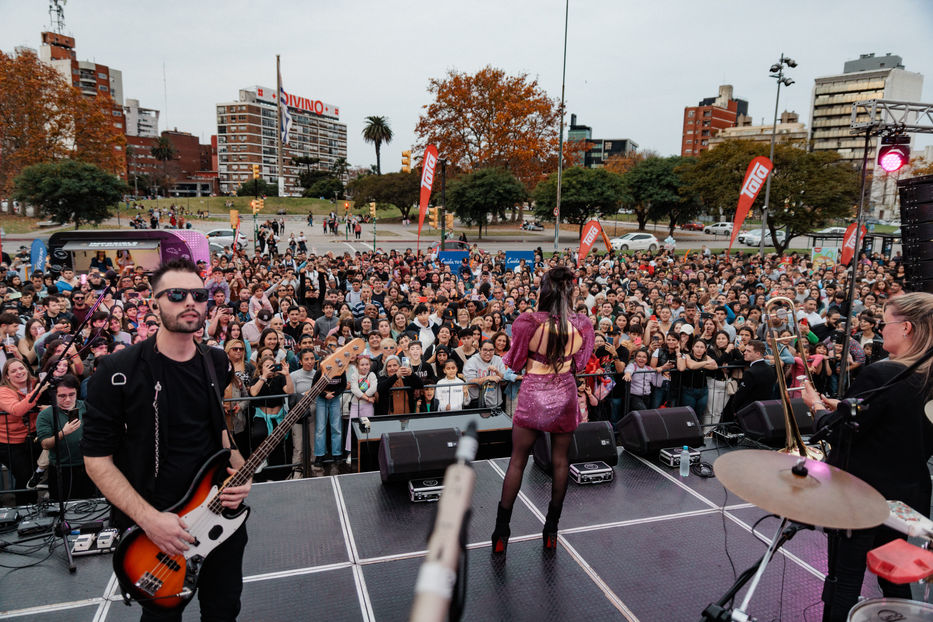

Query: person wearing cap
[242,308,271,347]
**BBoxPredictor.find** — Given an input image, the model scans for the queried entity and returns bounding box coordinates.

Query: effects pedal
[659,447,702,468]
[0,509,19,529]
[17,516,55,536]
[69,528,120,556]
[569,461,614,485]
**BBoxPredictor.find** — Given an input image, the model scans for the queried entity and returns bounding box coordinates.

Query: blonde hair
[884,292,933,379]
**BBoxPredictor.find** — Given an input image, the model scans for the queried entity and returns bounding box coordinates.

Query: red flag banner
[729,156,773,251]
[840,223,866,266]
[417,145,439,250]
[578,220,604,267]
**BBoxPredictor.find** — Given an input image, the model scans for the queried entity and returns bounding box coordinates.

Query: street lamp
[759,53,797,259]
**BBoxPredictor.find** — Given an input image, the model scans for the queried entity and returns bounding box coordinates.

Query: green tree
[447,168,526,239]
[347,171,420,220]
[362,116,393,175]
[13,160,126,229]
[305,177,344,199]
[236,178,279,197]
[532,167,624,236]
[621,155,701,233]
[150,135,178,196]
[681,140,860,253]
[291,155,320,175]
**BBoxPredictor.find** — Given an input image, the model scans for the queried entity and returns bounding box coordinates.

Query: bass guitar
[112,338,364,611]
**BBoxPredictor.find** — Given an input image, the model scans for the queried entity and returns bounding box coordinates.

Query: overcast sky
[3,0,933,168]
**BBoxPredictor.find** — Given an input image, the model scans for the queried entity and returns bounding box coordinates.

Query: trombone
[763,297,825,461]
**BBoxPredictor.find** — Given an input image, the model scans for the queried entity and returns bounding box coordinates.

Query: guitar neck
[224,374,333,489]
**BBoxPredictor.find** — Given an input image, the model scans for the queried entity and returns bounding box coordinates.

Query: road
[19,215,871,255]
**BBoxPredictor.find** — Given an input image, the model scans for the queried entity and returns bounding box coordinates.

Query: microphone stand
[49,397,76,573]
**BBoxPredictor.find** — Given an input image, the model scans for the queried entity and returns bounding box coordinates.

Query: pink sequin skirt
[512,372,580,434]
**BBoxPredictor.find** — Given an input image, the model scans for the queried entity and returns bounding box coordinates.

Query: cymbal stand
[700,519,810,622]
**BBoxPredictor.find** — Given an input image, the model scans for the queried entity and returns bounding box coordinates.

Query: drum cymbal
[714,450,889,530]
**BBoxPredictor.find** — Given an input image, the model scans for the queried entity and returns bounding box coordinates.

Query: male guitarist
[83,258,251,621]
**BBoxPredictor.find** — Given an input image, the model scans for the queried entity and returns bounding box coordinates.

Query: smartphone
[66,410,79,423]
[650,315,657,321]
[401,356,410,368]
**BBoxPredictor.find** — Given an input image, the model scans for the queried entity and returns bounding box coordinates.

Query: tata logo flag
[840,223,866,265]
[417,145,439,250]
[30,239,47,275]
[577,220,610,267]
[730,156,773,251]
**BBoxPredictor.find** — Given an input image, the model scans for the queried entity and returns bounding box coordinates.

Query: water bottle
[679,445,690,478]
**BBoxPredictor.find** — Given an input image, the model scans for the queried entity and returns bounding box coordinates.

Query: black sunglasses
[154,288,209,303]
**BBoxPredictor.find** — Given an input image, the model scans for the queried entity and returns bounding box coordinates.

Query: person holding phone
[248,354,294,479]
[36,374,96,501]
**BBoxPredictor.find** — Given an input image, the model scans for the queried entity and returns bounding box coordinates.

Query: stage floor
[0,442,910,622]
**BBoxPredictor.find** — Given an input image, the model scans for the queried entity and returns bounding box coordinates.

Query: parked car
[736,230,757,244]
[610,232,659,252]
[815,226,847,235]
[680,221,704,231]
[703,222,733,235]
[428,240,474,256]
[205,228,248,249]
[742,229,787,246]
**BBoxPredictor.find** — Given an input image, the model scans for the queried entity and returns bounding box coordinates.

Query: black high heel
[542,502,562,549]
[491,503,512,554]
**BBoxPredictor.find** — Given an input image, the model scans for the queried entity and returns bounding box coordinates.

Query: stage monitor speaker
[532,421,618,473]
[735,398,815,445]
[899,174,933,293]
[617,407,702,456]
[378,427,461,484]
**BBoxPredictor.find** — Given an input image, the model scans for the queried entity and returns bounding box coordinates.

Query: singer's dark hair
[150,258,201,293]
[537,266,576,372]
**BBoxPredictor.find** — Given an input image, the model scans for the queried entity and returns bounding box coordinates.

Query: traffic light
[401,150,411,174]
[252,164,260,179]
[429,207,439,229]
[344,201,350,211]
[369,202,377,218]
[258,198,265,212]
[878,134,910,173]
[446,213,454,229]
[250,200,260,214]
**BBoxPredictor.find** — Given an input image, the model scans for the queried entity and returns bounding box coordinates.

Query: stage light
[878,145,909,172]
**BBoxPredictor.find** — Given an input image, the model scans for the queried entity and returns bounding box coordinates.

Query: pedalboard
[0,509,19,529]
[69,528,119,556]
[17,516,55,536]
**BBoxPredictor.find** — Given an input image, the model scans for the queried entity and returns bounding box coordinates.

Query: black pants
[822,525,911,621]
[48,463,97,502]
[0,441,37,505]
[140,524,248,622]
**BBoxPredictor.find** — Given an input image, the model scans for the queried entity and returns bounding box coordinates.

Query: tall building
[681,85,749,156]
[708,111,808,149]
[37,31,126,176]
[216,86,347,196]
[124,98,160,138]
[809,53,924,217]
[567,114,637,168]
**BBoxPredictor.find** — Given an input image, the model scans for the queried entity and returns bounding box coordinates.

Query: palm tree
[362,116,393,175]
[151,136,178,196]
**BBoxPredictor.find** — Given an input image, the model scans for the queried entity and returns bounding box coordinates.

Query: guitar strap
[198,343,240,453]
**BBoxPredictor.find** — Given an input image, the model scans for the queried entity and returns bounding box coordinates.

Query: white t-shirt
[435,377,465,411]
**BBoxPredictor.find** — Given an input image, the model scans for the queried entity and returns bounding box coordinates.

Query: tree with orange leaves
[603,150,659,176]
[415,66,578,220]
[0,48,124,205]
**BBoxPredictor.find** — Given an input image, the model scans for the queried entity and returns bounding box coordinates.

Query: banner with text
[730,156,773,251]
[504,251,535,272]
[30,239,47,276]
[417,145,439,250]
[578,220,605,267]
[437,250,468,271]
[840,223,866,265]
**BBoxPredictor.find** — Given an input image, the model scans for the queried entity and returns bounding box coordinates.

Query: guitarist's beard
[161,308,206,334]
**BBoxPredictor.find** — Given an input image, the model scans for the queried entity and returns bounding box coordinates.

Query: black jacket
[81,336,231,528]
[723,359,776,420]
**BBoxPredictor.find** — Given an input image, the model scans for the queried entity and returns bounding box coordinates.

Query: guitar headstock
[320,338,365,378]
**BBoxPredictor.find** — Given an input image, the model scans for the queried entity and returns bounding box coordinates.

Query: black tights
[499,425,572,512]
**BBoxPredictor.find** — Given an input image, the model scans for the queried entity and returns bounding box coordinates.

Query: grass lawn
[0,215,42,234]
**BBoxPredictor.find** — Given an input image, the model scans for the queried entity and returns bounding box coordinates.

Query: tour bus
[47,229,210,274]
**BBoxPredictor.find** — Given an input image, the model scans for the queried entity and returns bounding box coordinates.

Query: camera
[832,331,846,345]
[271,363,283,372]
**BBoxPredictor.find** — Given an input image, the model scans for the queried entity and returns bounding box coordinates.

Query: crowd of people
[0,221,915,499]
